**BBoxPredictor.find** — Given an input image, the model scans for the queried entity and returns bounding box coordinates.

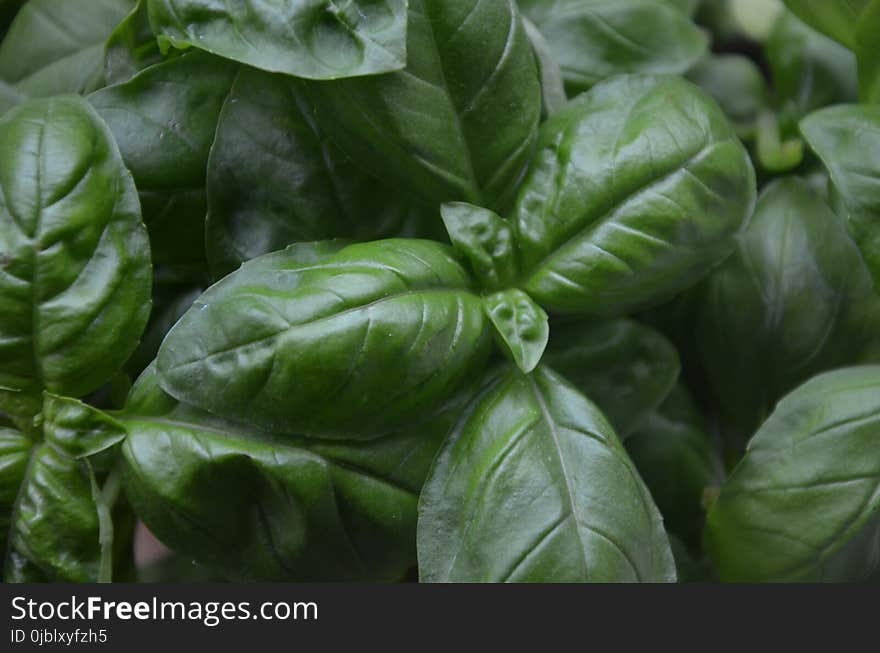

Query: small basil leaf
[304,0,542,212]
[206,67,421,279]
[857,0,880,103]
[518,0,707,95]
[41,393,127,459]
[440,202,517,290]
[121,363,474,581]
[542,319,680,439]
[696,177,880,442]
[767,11,858,121]
[484,289,549,374]
[522,17,567,118]
[0,96,151,415]
[157,240,491,439]
[0,0,133,110]
[145,0,407,80]
[626,385,722,551]
[686,54,770,135]
[104,0,164,85]
[782,0,870,49]
[3,395,131,582]
[800,105,880,290]
[515,74,756,316]
[706,366,880,582]
[418,364,675,582]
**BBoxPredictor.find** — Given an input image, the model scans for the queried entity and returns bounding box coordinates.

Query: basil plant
[0,0,878,584]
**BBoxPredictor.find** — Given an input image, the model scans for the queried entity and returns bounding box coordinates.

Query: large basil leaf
[89,52,237,266]
[515,75,756,316]
[706,366,880,582]
[542,319,680,439]
[304,0,542,212]
[696,177,880,443]
[800,105,880,290]
[0,96,151,419]
[782,0,870,49]
[3,393,131,582]
[0,0,133,112]
[626,384,722,551]
[122,362,473,581]
[418,364,675,582]
[206,66,421,279]
[767,11,858,121]
[145,0,407,80]
[157,240,492,439]
[518,0,707,95]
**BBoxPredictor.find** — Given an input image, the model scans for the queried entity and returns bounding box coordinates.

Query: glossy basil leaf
[767,11,858,121]
[121,362,473,581]
[157,240,491,439]
[696,177,880,442]
[857,0,880,103]
[522,17,567,118]
[518,0,707,94]
[484,289,549,374]
[305,0,542,212]
[626,384,722,551]
[706,366,880,582]
[104,0,163,85]
[146,0,407,80]
[782,0,870,49]
[0,0,133,109]
[206,67,420,279]
[3,393,129,582]
[0,96,151,418]
[440,202,517,290]
[89,52,236,266]
[665,0,700,15]
[543,319,680,438]
[800,105,880,289]
[515,75,756,316]
[686,54,770,135]
[418,364,676,582]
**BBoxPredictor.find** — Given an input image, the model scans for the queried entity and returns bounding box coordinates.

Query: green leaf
[0,96,152,418]
[522,17,567,118]
[440,202,517,290]
[767,10,858,120]
[518,0,707,94]
[706,366,880,582]
[145,0,408,80]
[41,393,127,459]
[782,0,871,49]
[104,0,164,85]
[0,0,133,109]
[857,0,880,103]
[696,177,880,443]
[206,67,422,279]
[121,362,474,581]
[686,54,770,134]
[515,75,756,316]
[542,319,680,438]
[2,394,130,582]
[304,0,542,212]
[89,52,237,267]
[157,240,492,439]
[800,105,880,289]
[626,385,722,551]
[483,289,549,374]
[418,364,675,582]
